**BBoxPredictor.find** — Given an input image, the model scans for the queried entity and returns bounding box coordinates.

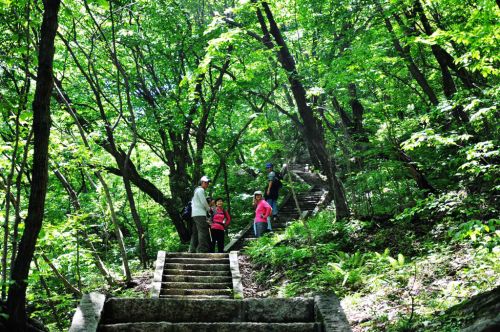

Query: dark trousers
[211,229,225,253]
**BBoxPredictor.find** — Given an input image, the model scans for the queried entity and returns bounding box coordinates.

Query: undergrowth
[244,193,499,331]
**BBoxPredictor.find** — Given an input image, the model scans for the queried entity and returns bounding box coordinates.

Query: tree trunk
[382,13,439,105]
[396,148,436,194]
[95,172,132,283]
[6,0,60,328]
[52,167,118,287]
[123,178,147,268]
[413,0,476,89]
[255,1,350,219]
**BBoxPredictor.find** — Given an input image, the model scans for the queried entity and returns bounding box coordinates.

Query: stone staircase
[225,164,328,252]
[69,162,352,332]
[71,293,351,331]
[151,251,243,300]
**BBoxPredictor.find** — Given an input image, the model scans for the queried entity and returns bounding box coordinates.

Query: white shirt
[191,186,210,217]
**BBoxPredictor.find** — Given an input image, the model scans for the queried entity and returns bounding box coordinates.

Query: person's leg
[194,216,211,253]
[253,221,257,236]
[210,228,217,253]
[272,197,278,218]
[189,220,198,253]
[255,222,267,238]
[266,198,276,231]
[214,229,224,252]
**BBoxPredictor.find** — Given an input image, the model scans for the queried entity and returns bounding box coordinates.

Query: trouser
[266,198,278,230]
[254,222,268,238]
[211,229,225,253]
[189,216,211,253]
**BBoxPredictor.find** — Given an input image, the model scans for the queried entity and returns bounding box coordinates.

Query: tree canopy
[0,0,498,330]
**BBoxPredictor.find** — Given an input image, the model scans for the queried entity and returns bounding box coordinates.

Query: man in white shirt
[189,176,212,253]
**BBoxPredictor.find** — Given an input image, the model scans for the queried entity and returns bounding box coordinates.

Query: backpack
[181,201,192,221]
[273,171,283,189]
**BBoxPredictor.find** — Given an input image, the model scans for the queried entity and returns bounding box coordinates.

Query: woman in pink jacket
[253,191,272,238]
[210,197,231,252]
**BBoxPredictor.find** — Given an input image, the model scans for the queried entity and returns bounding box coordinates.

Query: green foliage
[0,0,498,330]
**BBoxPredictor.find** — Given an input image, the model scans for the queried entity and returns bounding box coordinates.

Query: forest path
[224,163,329,252]
[69,164,352,331]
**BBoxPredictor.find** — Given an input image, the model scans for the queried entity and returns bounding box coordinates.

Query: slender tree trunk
[413,0,476,89]
[255,1,350,219]
[40,254,82,297]
[95,172,132,283]
[33,258,63,331]
[52,167,118,286]
[382,13,439,105]
[7,0,60,328]
[396,147,436,194]
[1,112,20,300]
[11,130,33,268]
[123,178,147,268]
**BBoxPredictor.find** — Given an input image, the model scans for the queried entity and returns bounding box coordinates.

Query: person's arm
[265,204,272,219]
[267,180,272,196]
[224,210,231,226]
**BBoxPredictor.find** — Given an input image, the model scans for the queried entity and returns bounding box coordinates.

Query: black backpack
[273,172,283,189]
[181,201,192,221]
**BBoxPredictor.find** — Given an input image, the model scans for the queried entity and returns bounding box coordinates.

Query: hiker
[189,176,212,253]
[264,162,280,230]
[253,191,272,238]
[210,197,231,253]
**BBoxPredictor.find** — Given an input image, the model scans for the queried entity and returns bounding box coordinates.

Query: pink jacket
[254,199,272,223]
[211,207,231,231]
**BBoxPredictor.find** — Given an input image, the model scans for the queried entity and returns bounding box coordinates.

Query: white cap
[200,175,211,183]
[253,190,263,196]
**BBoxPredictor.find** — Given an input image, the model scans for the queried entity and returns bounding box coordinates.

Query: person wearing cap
[189,176,212,253]
[253,191,272,238]
[265,162,279,229]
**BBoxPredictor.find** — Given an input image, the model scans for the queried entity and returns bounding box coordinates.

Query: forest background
[0,0,498,330]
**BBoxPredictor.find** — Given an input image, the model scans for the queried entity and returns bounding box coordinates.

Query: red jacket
[254,199,272,223]
[210,207,231,231]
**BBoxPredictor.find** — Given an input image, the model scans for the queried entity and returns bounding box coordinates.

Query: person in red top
[210,197,231,252]
[253,191,272,238]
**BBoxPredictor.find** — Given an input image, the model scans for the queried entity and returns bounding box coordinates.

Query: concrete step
[164,252,229,259]
[164,257,229,265]
[99,322,321,332]
[162,282,232,290]
[160,289,232,297]
[163,263,229,271]
[162,275,232,283]
[163,269,231,277]
[159,295,231,299]
[101,298,315,324]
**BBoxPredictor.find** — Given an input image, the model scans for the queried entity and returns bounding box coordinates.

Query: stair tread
[163,269,231,276]
[162,282,232,289]
[99,322,320,332]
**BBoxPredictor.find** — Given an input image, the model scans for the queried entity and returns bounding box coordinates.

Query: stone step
[99,322,321,332]
[160,294,232,300]
[163,269,231,277]
[160,289,232,297]
[159,295,231,299]
[164,252,229,259]
[164,263,229,271]
[162,282,232,290]
[164,257,229,265]
[101,298,315,324]
[162,275,232,283]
